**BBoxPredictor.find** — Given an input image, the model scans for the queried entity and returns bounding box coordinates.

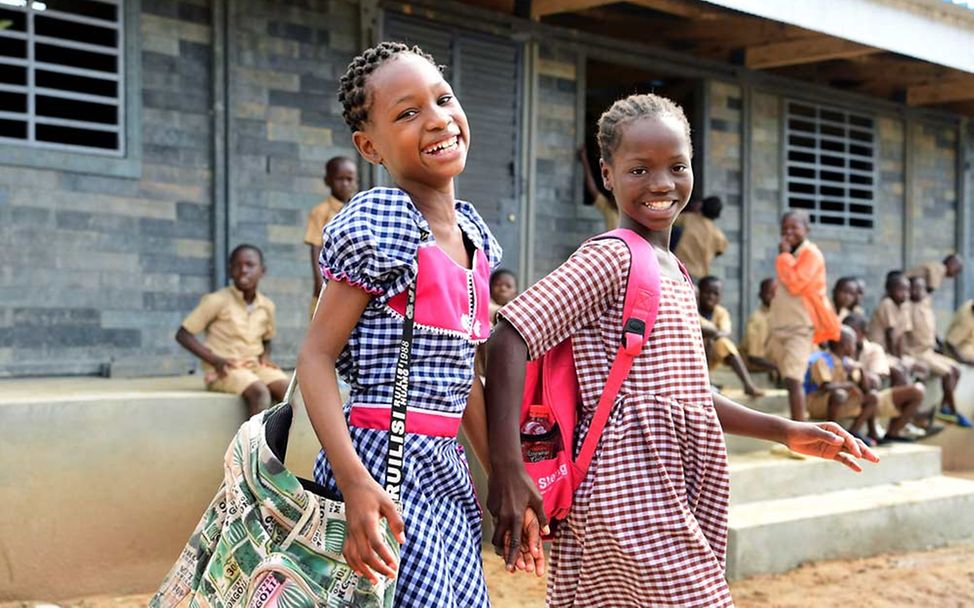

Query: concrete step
[726,474,974,580]
[718,387,790,414]
[711,366,778,391]
[728,443,942,505]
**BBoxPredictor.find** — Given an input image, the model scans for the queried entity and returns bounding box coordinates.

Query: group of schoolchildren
[163,41,897,608]
[685,212,974,447]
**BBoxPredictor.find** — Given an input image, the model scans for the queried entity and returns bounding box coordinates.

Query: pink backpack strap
[575,229,661,475]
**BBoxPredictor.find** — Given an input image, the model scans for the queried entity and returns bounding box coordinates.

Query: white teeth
[424,136,458,155]
[642,200,675,209]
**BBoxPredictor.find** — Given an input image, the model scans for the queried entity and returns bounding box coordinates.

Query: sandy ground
[6,542,974,607]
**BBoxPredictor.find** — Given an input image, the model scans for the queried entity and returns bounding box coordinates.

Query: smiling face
[781,214,808,249]
[600,115,693,234]
[352,53,469,190]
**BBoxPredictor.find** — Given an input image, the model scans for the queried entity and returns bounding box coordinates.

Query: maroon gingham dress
[500,239,733,607]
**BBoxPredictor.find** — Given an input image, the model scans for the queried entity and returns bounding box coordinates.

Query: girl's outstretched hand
[340,475,406,584]
[784,420,880,472]
[487,464,547,572]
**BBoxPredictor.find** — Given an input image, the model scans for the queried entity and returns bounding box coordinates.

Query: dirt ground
[6,543,974,607]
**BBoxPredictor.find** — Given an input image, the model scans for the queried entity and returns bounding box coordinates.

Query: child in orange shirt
[767,211,841,420]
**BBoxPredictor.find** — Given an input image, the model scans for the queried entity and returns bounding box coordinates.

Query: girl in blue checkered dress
[296,42,502,606]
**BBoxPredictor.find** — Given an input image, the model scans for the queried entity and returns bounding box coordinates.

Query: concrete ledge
[727,475,974,580]
[0,376,323,601]
[729,443,942,505]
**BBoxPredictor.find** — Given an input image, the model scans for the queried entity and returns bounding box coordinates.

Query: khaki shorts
[914,349,957,377]
[808,388,863,420]
[956,344,974,362]
[768,328,815,382]
[207,361,289,395]
[875,387,899,418]
[707,336,740,371]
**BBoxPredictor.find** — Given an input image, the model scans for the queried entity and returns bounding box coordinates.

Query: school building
[0,0,972,375]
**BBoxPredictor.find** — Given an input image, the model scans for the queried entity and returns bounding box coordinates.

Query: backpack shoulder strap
[575,228,662,475]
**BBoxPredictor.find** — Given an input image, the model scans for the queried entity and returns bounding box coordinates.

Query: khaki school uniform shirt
[700,303,732,336]
[593,193,619,231]
[810,353,848,391]
[303,195,345,247]
[868,297,912,349]
[907,261,947,292]
[674,213,728,278]
[859,338,890,377]
[742,305,770,359]
[906,296,937,354]
[947,299,974,353]
[770,241,815,332]
[182,286,276,372]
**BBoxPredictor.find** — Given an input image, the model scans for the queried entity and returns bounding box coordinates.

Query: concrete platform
[729,443,943,505]
[727,475,974,579]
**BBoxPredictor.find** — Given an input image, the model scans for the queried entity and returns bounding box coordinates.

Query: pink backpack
[519,229,663,531]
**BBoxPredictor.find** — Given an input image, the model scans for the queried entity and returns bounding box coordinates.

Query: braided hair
[596,93,692,164]
[338,41,440,132]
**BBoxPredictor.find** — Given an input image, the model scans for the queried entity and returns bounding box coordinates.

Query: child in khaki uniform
[741,278,778,379]
[698,276,764,396]
[768,211,841,420]
[304,156,358,317]
[176,244,288,417]
[907,254,963,294]
[805,327,876,445]
[844,314,926,442]
[907,276,967,426]
[947,299,974,366]
[674,196,727,280]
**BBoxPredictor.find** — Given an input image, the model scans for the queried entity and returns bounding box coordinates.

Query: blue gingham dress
[312,187,500,607]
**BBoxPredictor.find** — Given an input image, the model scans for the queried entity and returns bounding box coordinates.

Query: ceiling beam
[906,78,974,106]
[631,0,723,19]
[531,0,613,19]
[745,36,881,70]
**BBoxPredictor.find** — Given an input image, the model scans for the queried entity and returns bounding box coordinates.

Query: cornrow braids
[338,41,441,132]
[596,93,692,164]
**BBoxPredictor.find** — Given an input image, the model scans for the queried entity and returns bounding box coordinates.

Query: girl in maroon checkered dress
[484,94,879,607]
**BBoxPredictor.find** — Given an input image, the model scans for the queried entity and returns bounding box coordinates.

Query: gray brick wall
[0,0,359,377]
[226,0,359,366]
[0,0,215,376]
[909,120,959,329]
[705,81,743,337]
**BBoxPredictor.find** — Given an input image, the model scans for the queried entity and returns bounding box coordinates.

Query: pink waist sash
[348,403,463,438]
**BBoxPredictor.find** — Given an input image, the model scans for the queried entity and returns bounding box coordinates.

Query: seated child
[674,195,728,280]
[833,276,860,322]
[947,299,974,366]
[176,244,288,417]
[740,277,778,380]
[489,268,518,325]
[805,326,876,445]
[843,314,926,442]
[868,272,920,378]
[907,276,968,427]
[698,276,764,397]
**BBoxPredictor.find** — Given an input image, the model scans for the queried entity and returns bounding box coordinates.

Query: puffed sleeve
[457,200,503,271]
[318,189,420,302]
[498,239,628,361]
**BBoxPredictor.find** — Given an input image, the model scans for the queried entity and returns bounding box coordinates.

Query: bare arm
[576,146,602,202]
[462,374,491,475]
[175,326,230,374]
[712,392,878,470]
[310,245,324,296]
[259,340,279,367]
[296,280,405,583]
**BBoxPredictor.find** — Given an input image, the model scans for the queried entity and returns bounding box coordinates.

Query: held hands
[784,420,880,472]
[778,237,791,254]
[487,464,548,575]
[340,475,406,584]
[258,354,280,369]
[212,357,242,379]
